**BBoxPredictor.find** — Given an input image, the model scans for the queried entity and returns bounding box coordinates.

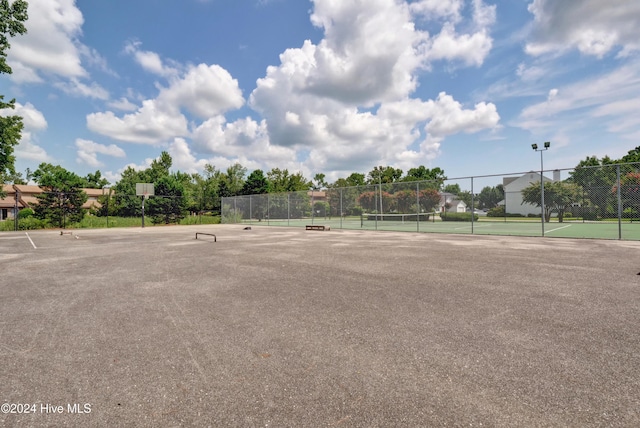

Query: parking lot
[1,225,640,426]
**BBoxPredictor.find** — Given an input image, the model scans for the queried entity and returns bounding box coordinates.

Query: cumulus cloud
[158,64,244,118]
[8,0,86,79]
[246,0,499,176]
[75,139,126,168]
[87,99,189,144]
[0,102,51,162]
[87,0,500,178]
[87,46,244,144]
[124,40,180,78]
[525,0,640,57]
[7,0,113,101]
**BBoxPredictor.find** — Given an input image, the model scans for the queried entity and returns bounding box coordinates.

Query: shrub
[487,206,504,217]
[18,208,34,219]
[17,217,47,230]
[440,212,478,222]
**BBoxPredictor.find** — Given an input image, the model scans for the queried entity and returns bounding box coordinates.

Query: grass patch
[0,214,221,232]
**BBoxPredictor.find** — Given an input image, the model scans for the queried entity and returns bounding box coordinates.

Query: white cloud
[426,23,492,67]
[107,98,138,112]
[516,62,640,139]
[124,40,180,78]
[75,139,126,168]
[9,0,86,79]
[0,102,50,162]
[525,0,640,58]
[54,78,109,100]
[409,0,463,22]
[86,99,189,144]
[245,0,499,177]
[158,64,245,118]
[87,47,244,144]
[168,138,210,173]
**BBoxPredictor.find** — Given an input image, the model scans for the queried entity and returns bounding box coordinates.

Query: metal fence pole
[416,182,420,233]
[340,188,343,229]
[471,177,474,235]
[311,190,315,225]
[617,165,622,240]
[287,193,290,226]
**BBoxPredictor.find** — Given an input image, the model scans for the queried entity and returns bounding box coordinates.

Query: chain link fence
[222,162,640,240]
[2,190,218,231]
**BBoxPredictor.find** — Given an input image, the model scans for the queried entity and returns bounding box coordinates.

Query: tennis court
[1,225,640,426]
[244,215,640,240]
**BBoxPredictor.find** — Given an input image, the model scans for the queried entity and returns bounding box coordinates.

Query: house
[0,185,112,221]
[438,192,467,213]
[501,171,559,216]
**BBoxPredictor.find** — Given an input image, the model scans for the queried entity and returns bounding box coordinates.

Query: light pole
[531,141,550,235]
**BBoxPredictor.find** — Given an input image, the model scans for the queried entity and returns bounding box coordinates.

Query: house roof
[1,185,112,209]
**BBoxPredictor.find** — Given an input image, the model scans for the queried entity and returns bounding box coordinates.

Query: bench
[195,232,217,242]
[306,225,330,231]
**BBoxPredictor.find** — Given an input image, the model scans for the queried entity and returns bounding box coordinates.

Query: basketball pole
[142,194,146,228]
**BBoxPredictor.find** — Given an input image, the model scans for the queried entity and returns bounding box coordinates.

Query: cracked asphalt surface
[1,225,639,427]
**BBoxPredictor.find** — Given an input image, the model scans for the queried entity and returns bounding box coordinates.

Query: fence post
[617,165,622,240]
[340,188,343,229]
[471,177,474,235]
[416,182,420,233]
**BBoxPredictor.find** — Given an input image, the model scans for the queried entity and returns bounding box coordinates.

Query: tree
[477,185,504,209]
[32,163,88,227]
[402,166,446,189]
[367,165,403,184]
[616,172,640,217]
[418,188,441,213]
[443,183,461,194]
[146,175,187,224]
[569,156,617,219]
[0,0,28,191]
[312,173,328,190]
[521,181,580,222]
[242,169,269,195]
[82,170,109,188]
[267,168,311,192]
[619,146,640,164]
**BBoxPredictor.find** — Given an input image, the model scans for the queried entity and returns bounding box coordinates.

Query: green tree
[32,163,88,227]
[443,183,461,194]
[0,0,28,191]
[477,185,503,209]
[267,168,311,192]
[367,165,403,184]
[242,169,269,195]
[402,166,446,189]
[312,173,328,190]
[521,181,580,222]
[569,156,617,219]
[616,172,640,217]
[619,146,640,164]
[146,175,187,224]
[82,170,109,188]
[112,166,144,217]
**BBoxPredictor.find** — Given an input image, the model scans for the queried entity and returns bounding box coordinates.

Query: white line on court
[545,224,573,234]
[25,232,37,249]
[453,223,491,230]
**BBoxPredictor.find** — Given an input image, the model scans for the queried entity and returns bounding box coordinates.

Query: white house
[439,192,467,213]
[501,171,559,216]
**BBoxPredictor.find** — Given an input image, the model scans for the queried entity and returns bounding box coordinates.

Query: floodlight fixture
[544,141,551,149]
[531,144,538,150]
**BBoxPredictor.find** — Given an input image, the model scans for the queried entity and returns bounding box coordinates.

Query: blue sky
[1,0,640,186]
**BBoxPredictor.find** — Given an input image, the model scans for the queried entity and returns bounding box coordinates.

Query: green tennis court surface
[245,217,640,240]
